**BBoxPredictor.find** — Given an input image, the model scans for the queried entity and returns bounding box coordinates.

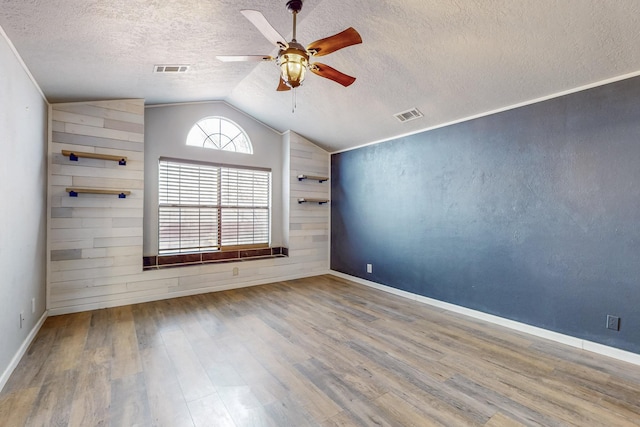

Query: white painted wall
[0,28,48,389]
[144,102,284,253]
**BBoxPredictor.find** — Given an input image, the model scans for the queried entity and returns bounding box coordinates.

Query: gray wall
[144,102,284,255]
[331,76,640,354]
[0,32,48,385]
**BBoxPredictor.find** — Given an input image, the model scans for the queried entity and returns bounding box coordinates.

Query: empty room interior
[2,1,640,425]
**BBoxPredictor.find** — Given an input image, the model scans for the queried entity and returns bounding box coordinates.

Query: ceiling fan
[216,0,362,91]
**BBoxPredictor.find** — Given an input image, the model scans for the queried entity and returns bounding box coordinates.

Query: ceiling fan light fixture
[278,46,309,88]
[222,2,361,94]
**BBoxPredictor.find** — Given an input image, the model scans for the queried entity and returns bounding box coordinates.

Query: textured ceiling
[1,0,640,152]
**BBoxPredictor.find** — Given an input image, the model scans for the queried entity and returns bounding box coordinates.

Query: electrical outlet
[233,267,239,276]
[32,297,36,314]
[606,315,620,331]
[366,263,372,274]
[20,312,24,329]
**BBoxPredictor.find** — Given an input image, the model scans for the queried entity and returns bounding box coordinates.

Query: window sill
[143,247,288,270]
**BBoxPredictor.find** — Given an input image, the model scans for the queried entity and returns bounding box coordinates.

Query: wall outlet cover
[606,315,620,331]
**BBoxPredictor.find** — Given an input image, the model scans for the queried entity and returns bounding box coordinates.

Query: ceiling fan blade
[216,55,274,62]
[310,63,356,87]
[306,27,362,57]
[241,10,288,49]
[277,77,291,91]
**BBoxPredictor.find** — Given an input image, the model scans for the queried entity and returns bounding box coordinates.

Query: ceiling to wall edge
[145,100,285,138]
[0,23,46,102]
[145,101,334,154]
[5,21,640,156]
[139,69,640,155]
[329,69,640,155]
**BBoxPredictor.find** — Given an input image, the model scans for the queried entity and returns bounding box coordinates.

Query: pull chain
[291,87,297,113]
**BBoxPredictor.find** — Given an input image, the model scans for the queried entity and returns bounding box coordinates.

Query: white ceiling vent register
[394,108,423,123]
[154,65,190,73]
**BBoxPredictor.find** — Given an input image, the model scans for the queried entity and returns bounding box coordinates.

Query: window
[158,158,270,254]
[186,116,253,153]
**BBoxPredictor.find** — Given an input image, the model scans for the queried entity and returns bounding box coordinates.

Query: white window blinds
[159,159,270,254]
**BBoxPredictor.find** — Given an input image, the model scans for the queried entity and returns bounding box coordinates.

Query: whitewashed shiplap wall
[48,101,329,315]
[288,132,331,268]
[49,100,146,312]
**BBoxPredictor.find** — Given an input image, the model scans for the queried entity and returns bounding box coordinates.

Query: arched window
[186,116,253,154]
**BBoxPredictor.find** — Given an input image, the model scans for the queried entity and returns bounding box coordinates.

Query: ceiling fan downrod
[286,0,303,40]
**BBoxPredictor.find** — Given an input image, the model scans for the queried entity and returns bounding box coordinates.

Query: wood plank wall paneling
[49,100,146,313]
[289,132,330,264]
[48,106,330,314]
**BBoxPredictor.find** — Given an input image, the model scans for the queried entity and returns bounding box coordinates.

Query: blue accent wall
[331,76,640,354]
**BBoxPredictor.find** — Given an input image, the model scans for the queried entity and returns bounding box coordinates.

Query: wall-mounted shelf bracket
[66,188,131,198]
[298,174,329,183]
[298,198,329,205]
[62,150,127,165]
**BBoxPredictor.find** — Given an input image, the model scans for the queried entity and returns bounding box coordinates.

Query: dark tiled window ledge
[143,247,288,270]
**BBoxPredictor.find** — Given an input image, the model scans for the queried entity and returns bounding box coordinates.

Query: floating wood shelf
[66,188,131,198]
[62,150,127,165]
[298,198,329,205]
[298,174,329,183]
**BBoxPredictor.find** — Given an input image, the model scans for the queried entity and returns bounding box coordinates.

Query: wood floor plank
[24,369,79,427]
[67,347,111,427]
[187,393,237,427]
[294,357,398,427]
[175,298,217,347]
[0,387,39,427]
[262,395,323,427]
[372,391,444,427]
[3,274,640,426]
[217,385,273,427]
[357,356,493,427]
[161,328,216,402]
[304,356,388,401]
[484,412,528,427]
[110,305,142,380]
[347,338,495,424]
[132,302,163,350]
[109,372,151,426]
[249,346,342,422]
[84,309,114,350]
[441,352,639,426]
[320,410,360,427]
[140,346,195,427]
[443,373,558,427]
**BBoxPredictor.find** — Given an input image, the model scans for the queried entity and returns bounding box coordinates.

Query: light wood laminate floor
[1,275,640,426]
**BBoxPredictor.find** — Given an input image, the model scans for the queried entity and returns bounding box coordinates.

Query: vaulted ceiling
[2,0,640,152]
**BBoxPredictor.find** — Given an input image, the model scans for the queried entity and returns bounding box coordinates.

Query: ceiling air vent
[154,64,190,73]
[394,108,423,123]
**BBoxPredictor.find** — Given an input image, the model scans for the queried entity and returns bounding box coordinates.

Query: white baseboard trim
[0,310,48,393]
[330,270,640,366]
[48,270,332,316]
